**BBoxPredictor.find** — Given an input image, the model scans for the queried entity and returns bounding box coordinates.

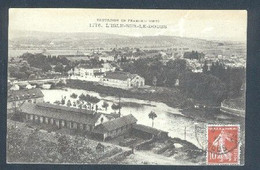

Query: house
[131,124,168,140]
[7,88,44,114]
[19,102,110,131]
[98,53,115,62]
[92,114,137,141]
[70,64,104,81]
[73,64,103,76]
[25,84,35,89]
[70,63,117,82]
[16,82,32,89]
[100,72,145,89]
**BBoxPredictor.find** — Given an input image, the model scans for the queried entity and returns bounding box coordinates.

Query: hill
[9,30,246,57]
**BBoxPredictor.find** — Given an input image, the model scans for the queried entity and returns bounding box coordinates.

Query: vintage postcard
[7,9,246,165]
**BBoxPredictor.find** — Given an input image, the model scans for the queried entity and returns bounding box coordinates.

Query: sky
[9,9,247,42]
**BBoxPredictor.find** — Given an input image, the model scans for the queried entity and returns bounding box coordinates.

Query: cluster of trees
[59,93,123,113]
[183,51,205,60]
[9,62,36,80]
[79,94,100,104]
[102,101,109,111]
[74,58,104,68]
[122,57,191,87]
[179,72,227,104]
[22,53,51,72]
[45,55,70,65]
[111,103,121,113]
[203,61,245,98]
[21,53,73,74]
[74,94,100,111]
[70,93,78,99]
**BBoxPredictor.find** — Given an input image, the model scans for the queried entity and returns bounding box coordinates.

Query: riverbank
[181,107,245,124]
[65,79,188,108]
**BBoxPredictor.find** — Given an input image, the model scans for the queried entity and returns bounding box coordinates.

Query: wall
[130,76,145,87]
[131,128,153,140]
[106,123,134,139]
[100,78,130,89]
[23,113,95,132]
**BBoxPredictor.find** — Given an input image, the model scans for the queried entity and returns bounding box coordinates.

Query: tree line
[122,57,245,105]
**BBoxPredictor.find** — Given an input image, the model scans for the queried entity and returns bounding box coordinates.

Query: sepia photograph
[7,9,246,165]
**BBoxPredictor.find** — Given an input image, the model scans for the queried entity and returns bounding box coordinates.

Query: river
[42,88,207,149]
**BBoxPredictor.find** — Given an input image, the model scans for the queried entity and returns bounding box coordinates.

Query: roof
[110,63,118,67]
[96,143,105,148]
[104,72,140,81]
[8,88,44,102]
[20,103,102,125]
[36,102,95,115]
[133,124,168,135]
[102,112,120,120]
[94,114,137,133]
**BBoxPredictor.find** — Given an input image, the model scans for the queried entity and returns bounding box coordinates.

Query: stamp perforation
[206,124,240,165]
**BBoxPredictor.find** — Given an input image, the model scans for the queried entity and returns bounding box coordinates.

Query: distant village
[8,45,246,88]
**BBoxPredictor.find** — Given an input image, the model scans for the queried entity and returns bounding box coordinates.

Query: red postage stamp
[207,125,240,165]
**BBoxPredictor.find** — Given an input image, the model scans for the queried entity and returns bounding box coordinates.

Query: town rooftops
[94,114,137,132]
[8,88,44,102]
[132,124,168,136]
[104,71,139,81]
[20,103,101,125]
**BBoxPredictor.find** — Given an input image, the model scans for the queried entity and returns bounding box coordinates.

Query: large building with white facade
[69,63,116,81]
[100,71,145,89]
